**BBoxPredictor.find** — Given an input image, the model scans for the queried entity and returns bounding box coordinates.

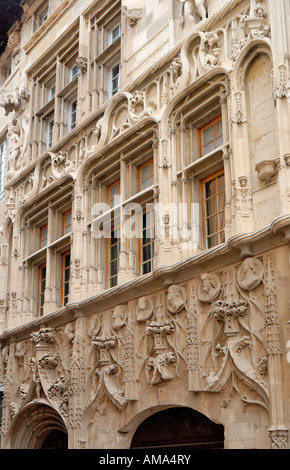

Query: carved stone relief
[198,273,221,303]
[237,257,264,291]
[0,87,30,116]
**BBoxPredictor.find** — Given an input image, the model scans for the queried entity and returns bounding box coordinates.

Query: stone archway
[131,407,224,449]
[7,402,68,449]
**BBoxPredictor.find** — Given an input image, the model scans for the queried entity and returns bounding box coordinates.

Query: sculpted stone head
[166,285,186,314]
[112,305,127,330]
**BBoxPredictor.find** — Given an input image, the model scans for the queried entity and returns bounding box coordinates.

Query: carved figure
[237,257,264,291]
[179,0,207,22]
[76,56,88,73]
[166,284,186,314]
[136,296,154,322]
[6,119,22,178]
[30,328,56,346]
[200,31,221,67]
[198,273,221,303]
[112,305,127,331]
[147,351,176,384]
[29,357,42,400]
[7,30,20,64]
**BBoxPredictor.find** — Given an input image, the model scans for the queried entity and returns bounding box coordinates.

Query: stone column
[265,254,288,448]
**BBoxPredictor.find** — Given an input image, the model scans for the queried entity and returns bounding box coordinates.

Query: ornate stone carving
[76,56,88,73]
[124,7,143,27]
[146,320,176,384]
[92,334,126,411]
[136,296,154,322]
[212,300,248,337]
[30,328,56,346]
[48,375,70,417]
[147,351,176,384]
[7,28,21,64]
[255,160,277,184]
[198,273,221,303]
[200,31,221,68]
[237,257,264,291]
[269,429,288,449]
[0,87,30,116]
[179,0,207,26]
[187,285,201,391]
[112,304,127,331]
[166,284,186,314]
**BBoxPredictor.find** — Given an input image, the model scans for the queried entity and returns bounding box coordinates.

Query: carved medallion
[198,273,221,303]
[166,284,186,314]
[136,296,154,322]
[237,257,264,291]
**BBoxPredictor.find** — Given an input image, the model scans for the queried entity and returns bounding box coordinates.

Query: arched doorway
[131,407,224,449]
[7,402,68,449]
[41,429,68,449]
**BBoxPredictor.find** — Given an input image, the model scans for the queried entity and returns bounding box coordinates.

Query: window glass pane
[70,101,77,129]
[111,64,120,95]
[47,119,54,148]
[63,253,70,305]
[203,125,214,145]
[140,160,153,191]
[205,197,217,218]
[203,141,215,155]
[206,215,218,235]
[203,172,225,249]
[41,225,48,247]
[207,234,219,249]
[218,193,225,212]
[217,173,225,192]
[141,206,154,274]
[112,24,120,42]
[109,181,120,207]
[49,85,55,101]
[63,212,72,234]
[215,120,223,137]
[205,179,216,199]
[201,118,223,156]
[143,261,152,275]
[71,65,78,80]
[39,265,46,316]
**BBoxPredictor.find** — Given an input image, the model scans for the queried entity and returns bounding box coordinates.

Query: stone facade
[0,0,290,449]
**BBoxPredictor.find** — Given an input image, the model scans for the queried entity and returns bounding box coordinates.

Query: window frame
[199,116,223,158]
[140,203,155,275]
[62,251,71,306]
[40,224,48,248]
[70,64,79,82]
[138,158,154,192]
[62,210,72,236]
[110,62,120,97]
[69,100,77,131]
[201,169,225,250]
[107,179,121,209]
[48,84,56,102]
[46,117,54,149]
[107,223,120,288]
[38,263,47,317]
[110,23,121,45]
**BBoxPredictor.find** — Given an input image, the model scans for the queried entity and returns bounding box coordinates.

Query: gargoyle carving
[0,87,30,116]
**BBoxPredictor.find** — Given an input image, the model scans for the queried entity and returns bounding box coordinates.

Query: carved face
[137,297,153,322]
[112,305,127,330]
[8,32,20,50]
[167,285,185,314]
